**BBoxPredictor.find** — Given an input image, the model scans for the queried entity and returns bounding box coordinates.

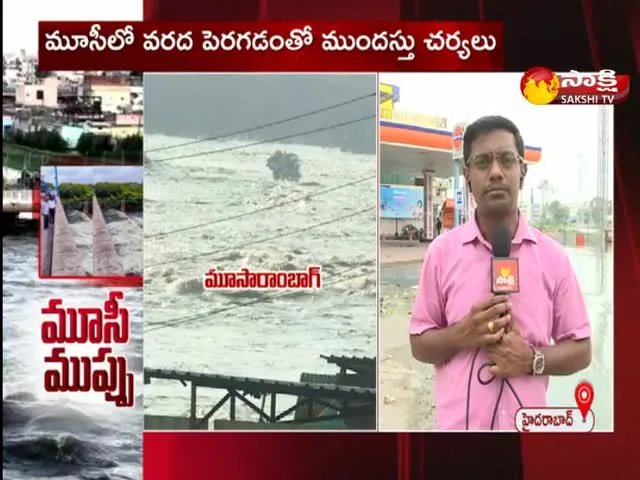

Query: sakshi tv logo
[520,66,631,105]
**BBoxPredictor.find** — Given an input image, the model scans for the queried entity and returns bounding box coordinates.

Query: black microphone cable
[465,347,525,430]
[463,222,525,430]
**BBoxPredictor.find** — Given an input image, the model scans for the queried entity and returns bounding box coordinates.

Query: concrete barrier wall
[92,195,124,276]
[2,189,33,213]
[546,230,610,248]
[51,199,86,276]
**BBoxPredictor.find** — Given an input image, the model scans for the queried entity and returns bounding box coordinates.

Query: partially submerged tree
[266,150,302,182]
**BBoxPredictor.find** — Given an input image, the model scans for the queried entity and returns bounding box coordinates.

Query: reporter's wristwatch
[530,346,545,375]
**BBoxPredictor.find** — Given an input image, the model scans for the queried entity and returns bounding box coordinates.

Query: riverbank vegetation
[3,131,142,166]
[54,181,143,212]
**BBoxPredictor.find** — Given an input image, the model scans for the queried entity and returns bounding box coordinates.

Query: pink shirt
[410,213,591,431]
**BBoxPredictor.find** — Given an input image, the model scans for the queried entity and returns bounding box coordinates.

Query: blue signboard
[380,185,424,219]
[456,190,463,206]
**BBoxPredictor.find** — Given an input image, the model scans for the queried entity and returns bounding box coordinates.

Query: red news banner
[37,21,503,72]
[41,291,134,407]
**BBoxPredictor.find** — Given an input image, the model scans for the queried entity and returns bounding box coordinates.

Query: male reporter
[410,116,592,430]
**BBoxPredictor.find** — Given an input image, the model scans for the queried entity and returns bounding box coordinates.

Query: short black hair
[462,115,525,164]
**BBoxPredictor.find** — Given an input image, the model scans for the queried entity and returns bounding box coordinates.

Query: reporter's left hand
[486,322,533,378]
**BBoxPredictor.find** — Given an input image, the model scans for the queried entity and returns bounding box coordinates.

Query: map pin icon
[575,381,594,422]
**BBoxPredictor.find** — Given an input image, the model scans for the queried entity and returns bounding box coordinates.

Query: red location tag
[574,381,594,421]
[491,257,520,294]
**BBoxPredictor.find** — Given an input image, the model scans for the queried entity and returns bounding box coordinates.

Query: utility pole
[54,165,60,195]
[577,153,583,227]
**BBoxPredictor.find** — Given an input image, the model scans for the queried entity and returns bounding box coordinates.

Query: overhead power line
[145,175,376,240]
[145,92,375,154]
[148,115,376,165]
[145,207,375,269]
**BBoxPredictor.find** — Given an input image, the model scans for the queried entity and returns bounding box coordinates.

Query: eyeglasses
[467,150,522,170]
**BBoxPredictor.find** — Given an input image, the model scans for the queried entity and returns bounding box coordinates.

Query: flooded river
[3,232,143,479]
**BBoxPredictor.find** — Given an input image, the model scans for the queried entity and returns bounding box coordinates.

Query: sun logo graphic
[496,268,514,286]
[520,67,560,105]
[491,258,520,293]
[520,67,631,105]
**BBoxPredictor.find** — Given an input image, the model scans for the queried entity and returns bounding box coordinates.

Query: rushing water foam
[143,134,378,421]
[3,234,143,479]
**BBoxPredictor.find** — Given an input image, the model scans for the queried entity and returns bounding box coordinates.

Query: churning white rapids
[143,134,378,422]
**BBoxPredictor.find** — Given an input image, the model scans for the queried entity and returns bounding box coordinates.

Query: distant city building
[15,76,59,108]
[53,71,87,84]
[3,57,143,144]
[3,115,14,136]
[3,50,37,85]
[82,75,133,113]
[112,113,143,138]
[130,85,143,112]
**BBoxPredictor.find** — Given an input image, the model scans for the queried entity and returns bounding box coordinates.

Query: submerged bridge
[144,355,377,430]
[41,195,124,277]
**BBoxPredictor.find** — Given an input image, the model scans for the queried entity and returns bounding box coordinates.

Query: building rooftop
[84,75,131,87]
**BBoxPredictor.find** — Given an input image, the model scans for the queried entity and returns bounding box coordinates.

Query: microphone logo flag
[492,258,520,293]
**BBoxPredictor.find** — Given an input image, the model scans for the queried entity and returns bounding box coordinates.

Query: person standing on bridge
[47,194,57,226]
[41,194,50,230]
[409,115,592,430]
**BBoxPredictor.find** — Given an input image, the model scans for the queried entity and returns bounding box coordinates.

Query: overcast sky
[380,73,614,204]
[145,74,377,154]
[3,0,143,55]
[42,166,143,185]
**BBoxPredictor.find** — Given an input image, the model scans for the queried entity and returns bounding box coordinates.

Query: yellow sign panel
[379,82,447,129]
[381,109,448,130]
[379,83,396,110]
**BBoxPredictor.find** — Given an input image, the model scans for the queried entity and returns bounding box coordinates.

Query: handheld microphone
[465,223,524,430]
[491,223,519,294]
[491,223,512,262]
[491,224,519,332]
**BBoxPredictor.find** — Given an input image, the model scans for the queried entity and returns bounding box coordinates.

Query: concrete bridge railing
[50,198,86,276]
[92,195,124,276]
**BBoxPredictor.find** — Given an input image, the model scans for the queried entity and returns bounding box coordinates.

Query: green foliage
[95,181,143,211]
[531,197,613,233]
[5,129,142,166]
[58,183,94,202]
[7,129,68,152]
[75,132,111,157]
[118,134,143,152]
[57,181,143,212]
[587,197,613,227]
[75,133,142,162]
[2,144,50,172]
[538,200,570,229]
